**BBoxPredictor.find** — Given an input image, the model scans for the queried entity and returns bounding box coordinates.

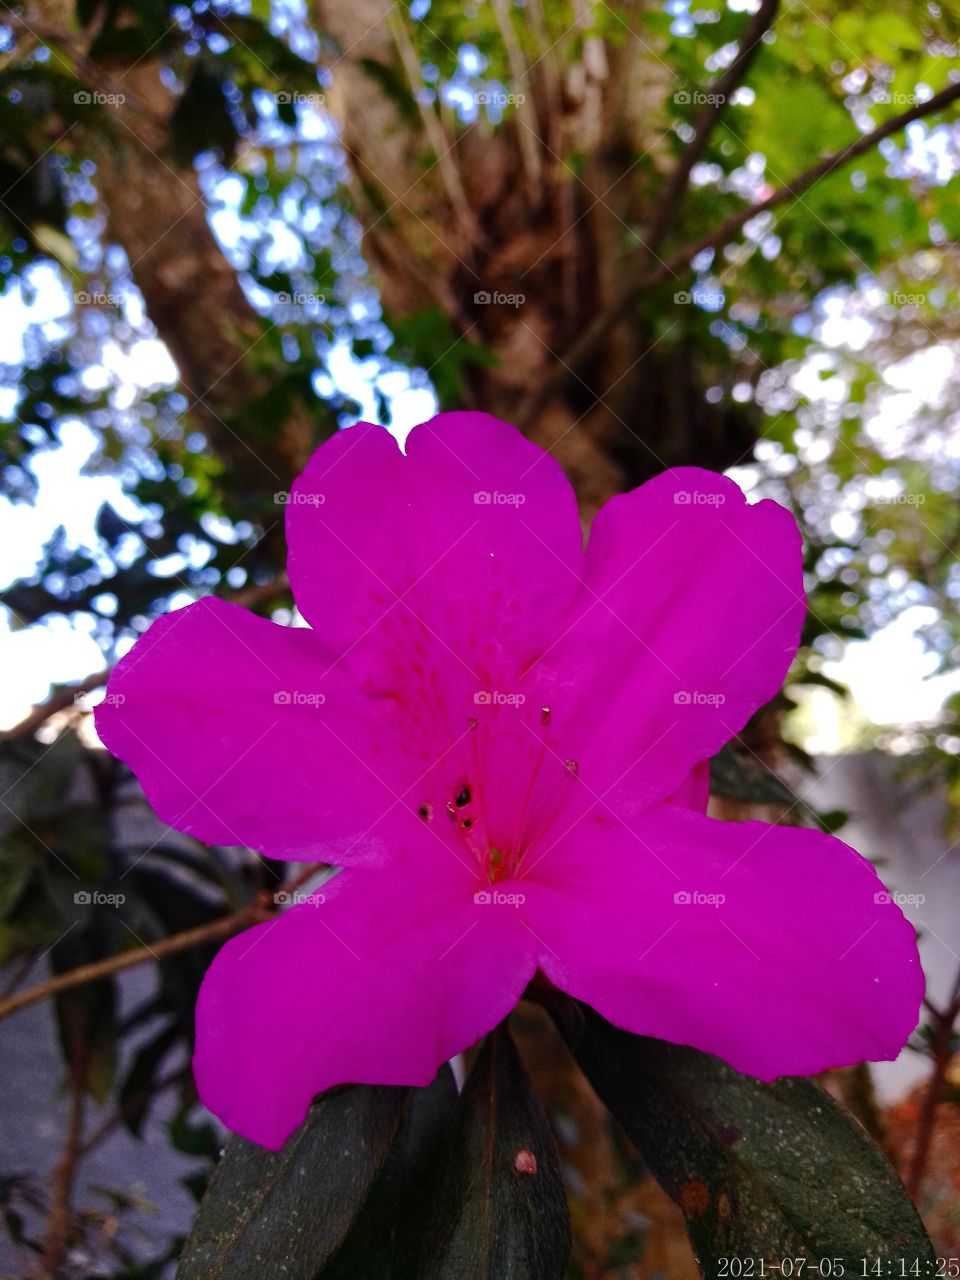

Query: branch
[0,670,109,744]
[0,861,323,1024]
[643,0,779,260]
[518,77,960,425]
[0,905,267,1024]
[906,965,960,1199]
[41,1037,87,1277]
[0,572,289,744]
[649,77,960,286]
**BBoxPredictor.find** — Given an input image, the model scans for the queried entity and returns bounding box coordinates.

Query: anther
[541,706,551,725]
[455,784,471,808]
[417,803,433,820]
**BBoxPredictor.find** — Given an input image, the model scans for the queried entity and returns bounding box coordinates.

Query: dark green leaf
[408,1026,571,1280]
[178,1084,410,1280]
[320,1065,460,1278]
[552,1001,933,1272]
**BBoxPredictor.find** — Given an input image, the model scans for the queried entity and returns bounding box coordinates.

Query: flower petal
[194,853,537,1148]
[538,468,805,815]
[96,598,425,865]
[287,413,583,679]
[522,805,923,1079]
[283,414,587,853]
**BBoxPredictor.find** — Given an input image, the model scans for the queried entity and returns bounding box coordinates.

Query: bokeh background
[1,0,959,1275]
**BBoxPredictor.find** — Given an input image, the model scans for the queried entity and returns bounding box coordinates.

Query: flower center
[414,703,580,882]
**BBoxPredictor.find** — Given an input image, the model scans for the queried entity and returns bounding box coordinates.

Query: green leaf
[319,1066,460,1277]
[177,1084,411,1279]
[551,1001,934,1272]
[408,1026,571,1280]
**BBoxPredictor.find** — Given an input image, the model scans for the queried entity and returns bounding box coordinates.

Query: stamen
[541,706,551,725]
[565,760,579,777]
[455,784,471,808]
[417,803,432,821]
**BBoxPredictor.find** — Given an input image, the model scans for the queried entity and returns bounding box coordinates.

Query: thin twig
[906,965,960,1199]
[40,1045,87,1277]
[519,78,960,425]
[0,906,267,1024]
[0,572,289,744]
[642,0,779,259]
[0,861,324,1024]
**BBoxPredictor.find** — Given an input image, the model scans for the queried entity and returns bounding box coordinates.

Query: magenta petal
[523,806,923,1078]
[541,468,806,814]
[194,855,537,1149]
[286,413,584,673]
[96,598,422,864]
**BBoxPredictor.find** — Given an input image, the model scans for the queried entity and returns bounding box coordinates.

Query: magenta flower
[96,412,922,1150]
